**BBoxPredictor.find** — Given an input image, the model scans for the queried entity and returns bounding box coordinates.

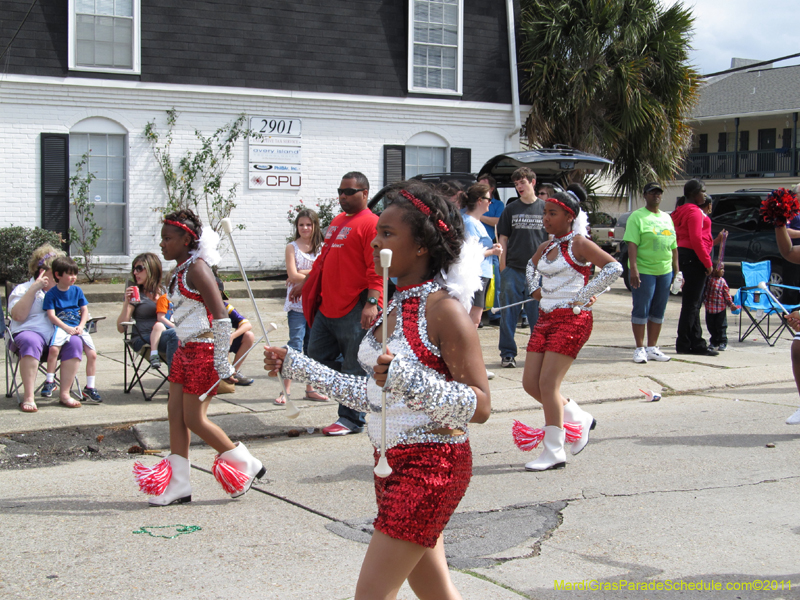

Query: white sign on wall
[249,117,302,190]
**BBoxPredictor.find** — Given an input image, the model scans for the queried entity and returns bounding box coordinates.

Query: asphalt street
[1,280,798,600]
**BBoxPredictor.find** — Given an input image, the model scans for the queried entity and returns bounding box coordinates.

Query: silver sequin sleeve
[572,261,622,306]
[211,318,235,379]
[384,353,477,429]
[526,258,542,295]
[281,347,370,412]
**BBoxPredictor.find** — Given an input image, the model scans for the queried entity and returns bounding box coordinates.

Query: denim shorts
[630,272,673,325]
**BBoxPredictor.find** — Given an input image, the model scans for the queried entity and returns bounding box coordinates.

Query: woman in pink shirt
[671,179,718,356]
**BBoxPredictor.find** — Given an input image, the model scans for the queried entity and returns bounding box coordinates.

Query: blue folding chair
[733,261,800,346]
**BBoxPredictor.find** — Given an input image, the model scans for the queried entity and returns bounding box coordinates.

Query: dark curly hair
[163,209,202,251]
[383,180,465,279]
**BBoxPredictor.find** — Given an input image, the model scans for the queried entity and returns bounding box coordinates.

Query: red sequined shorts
[372,441,472,549]
[526,308,593,359]
[168,342,220,398]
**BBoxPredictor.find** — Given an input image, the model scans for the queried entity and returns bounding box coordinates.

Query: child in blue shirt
[42,256,102,403]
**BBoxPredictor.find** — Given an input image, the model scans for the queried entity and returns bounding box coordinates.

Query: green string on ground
[132,524,202,539]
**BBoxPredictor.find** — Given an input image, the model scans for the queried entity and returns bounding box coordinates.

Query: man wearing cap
[623,182,679,363]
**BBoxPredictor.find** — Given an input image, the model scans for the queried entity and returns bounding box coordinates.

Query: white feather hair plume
[189,226,222,267]
[435,236,485,312]
[573,208,589,237]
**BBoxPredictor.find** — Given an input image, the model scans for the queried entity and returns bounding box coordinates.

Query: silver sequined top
[281,281,477,450]
[537,234,590,312]
[168,258,213,344]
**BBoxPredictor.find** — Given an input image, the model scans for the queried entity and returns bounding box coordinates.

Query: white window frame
[407,0,464,96]
[68,0,141,74]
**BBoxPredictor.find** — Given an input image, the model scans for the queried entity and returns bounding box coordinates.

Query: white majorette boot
[133,454,192,506]
[212,441,266,498]
[563,399,596,455]
[524,426,566,471]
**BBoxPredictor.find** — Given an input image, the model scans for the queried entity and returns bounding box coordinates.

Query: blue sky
[662,0,800,75]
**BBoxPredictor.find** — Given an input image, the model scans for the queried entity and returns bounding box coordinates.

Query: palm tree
[519,0,700,199]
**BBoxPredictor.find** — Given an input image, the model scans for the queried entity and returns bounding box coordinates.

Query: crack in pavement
[580,474,800,500]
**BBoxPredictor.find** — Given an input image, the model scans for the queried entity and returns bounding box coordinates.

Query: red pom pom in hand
[760,188,800,226]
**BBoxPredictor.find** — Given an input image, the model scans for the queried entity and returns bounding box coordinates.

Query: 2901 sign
[250,117,302,139]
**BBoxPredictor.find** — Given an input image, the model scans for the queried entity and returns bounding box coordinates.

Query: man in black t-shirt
[496,167,548,367]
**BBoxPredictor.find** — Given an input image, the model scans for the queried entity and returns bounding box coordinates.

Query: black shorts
[471,277,491,309]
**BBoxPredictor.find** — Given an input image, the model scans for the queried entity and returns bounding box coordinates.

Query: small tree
[68,152,103,282]
[144,109,254,235]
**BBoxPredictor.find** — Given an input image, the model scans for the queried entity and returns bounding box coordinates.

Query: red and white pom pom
[512,420,545,451]
[760,188,800,226]
[133,458,172,496]
[563,421,583,443]
[212,455,249,494]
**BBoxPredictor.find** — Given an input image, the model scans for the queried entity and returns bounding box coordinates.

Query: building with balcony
[660,59,800,211]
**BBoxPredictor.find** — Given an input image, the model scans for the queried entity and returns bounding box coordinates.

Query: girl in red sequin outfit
[516,186,621,472]
[132,209,266,506]
[264,181,491,600]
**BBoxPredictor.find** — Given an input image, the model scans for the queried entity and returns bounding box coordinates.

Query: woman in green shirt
[623,183,679,364]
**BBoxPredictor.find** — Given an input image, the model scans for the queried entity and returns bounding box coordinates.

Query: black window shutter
[41,133,70,244]
[739,130,750,151]
[717,132,727,152]
[384,145,405,186]
[450,147,471,172]
[698,134,708,153]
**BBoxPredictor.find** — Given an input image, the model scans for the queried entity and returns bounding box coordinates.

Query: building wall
[1,76,520,273]
[0,0,514,104]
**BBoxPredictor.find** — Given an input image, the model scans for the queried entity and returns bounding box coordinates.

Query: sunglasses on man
[337,188,367,196]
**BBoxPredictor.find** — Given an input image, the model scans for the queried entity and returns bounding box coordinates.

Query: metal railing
[682,149,800,179]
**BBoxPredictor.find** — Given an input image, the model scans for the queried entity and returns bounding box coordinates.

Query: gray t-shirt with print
[496,198,547,271]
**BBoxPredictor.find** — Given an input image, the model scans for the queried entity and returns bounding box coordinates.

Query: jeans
[630,272,673,325]
[498,267,539,358]
[676,248,709,352]
[287,310,310,354]
[307,300,368,429]
[132,327,179,368]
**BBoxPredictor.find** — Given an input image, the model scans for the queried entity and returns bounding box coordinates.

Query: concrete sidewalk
[1,282,799,599]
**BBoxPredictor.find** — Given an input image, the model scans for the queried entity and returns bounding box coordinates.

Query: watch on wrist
[367,297,378,305]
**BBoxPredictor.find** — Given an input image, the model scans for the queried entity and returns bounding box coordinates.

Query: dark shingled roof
[693,64,800,120]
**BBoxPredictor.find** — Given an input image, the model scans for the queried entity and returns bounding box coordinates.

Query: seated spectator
[116,253,179,369]
[7,244,84,412]
[215,278,256,386]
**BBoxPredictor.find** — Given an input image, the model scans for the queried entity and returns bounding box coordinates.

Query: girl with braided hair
[264,180,491,599]
[514,186,622,471]
[133,209,266,506]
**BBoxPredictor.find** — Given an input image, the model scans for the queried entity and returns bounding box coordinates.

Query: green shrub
[0,226,65,285]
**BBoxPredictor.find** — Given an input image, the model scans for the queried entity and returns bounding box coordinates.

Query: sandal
[59,397,82,409]
[19,400,38,413]
[303,390,329,401]
[274,393,286,405]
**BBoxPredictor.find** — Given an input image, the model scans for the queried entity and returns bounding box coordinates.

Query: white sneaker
[786,407,800,425]
[486,369,495,380]
[633,347,647,363]
[646,346,671,362]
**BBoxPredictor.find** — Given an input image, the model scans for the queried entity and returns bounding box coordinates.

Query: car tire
[769,262,786,303]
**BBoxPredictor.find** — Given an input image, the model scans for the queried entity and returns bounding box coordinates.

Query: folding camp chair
[733,261,800,346]
[4,281,104,404]
[121,320,169,401]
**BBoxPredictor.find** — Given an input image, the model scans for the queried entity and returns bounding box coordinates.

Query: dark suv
[368,146,612,213]
[709,189,798,302]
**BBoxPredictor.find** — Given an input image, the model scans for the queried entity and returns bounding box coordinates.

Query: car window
[711,196,762,231]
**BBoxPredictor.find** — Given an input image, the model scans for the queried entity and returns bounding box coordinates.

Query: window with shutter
[41,134,70,243]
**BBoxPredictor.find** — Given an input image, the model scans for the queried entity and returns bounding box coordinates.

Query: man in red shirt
[308,172,382,435]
